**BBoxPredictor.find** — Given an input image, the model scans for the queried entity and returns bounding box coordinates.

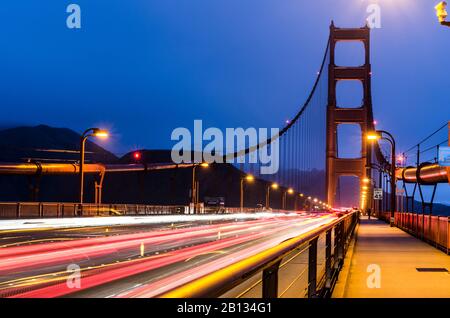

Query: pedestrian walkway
[333,217,450,298]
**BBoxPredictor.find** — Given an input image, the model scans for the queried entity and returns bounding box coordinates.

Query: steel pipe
[396,164,450,184]
[0,162,195,175]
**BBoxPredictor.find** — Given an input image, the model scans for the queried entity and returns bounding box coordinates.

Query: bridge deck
[333,216,450,298]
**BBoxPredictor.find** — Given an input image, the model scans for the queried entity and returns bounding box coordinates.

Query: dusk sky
[0,1,449,203]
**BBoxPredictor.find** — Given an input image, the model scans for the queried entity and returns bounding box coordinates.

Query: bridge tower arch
[326,23,373,207]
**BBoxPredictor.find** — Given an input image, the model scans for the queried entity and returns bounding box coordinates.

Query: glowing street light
[192,162,209,212]
[79,128,109,208]
[266,183,279,209]
[435,1,450,26]
[282,188,295,210]
[240,174,255,210]
[367,129,397,226]
[366,131,382,141]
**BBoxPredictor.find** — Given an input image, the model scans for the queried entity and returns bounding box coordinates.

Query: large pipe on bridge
[0,162,195,175]
[396,164,450,184]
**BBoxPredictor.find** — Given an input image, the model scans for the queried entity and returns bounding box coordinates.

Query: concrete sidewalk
[333,217,450,298]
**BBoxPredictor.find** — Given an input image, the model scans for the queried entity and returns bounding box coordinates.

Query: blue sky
[0,1,449,203]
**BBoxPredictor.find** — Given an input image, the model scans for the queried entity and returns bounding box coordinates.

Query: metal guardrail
[0,202,188,219]
[379,211,450,254]
[396,164,450,184]
[0,202,270,219]
[158,211,359,298]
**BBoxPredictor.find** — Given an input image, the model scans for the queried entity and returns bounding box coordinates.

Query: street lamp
[79,128,109,207]
[435,1,450,27]
[294,193,304,211]
[266,182,278,209]
[192,162,209,212]
[367,130,397,226]
[282,188,294,210]
[240,174,255,210]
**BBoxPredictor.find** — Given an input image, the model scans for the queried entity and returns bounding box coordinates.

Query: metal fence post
[16,202,21,219]
[262,260,281,298]
[308,237,318,298]
[325,230,332,289]
[338,221,344,261]
[334,223,340,269]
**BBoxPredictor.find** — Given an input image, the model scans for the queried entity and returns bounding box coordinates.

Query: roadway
[0,212,337,298]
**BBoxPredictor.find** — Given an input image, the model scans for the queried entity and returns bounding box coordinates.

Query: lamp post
[266,183,278,209]
[296,193,304,211]
[282,188,294,210]
[79,128,108,208]
[367,130,397,226]
[240,174,255,210]
[435,1,450,27]
[191,162,209,212]
[307,196,312,212]
[312,198,319,212]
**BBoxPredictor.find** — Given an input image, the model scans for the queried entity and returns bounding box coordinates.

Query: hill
[0,125,117,163]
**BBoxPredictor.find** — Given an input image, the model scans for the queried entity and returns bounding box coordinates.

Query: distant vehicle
[204,196,225,207]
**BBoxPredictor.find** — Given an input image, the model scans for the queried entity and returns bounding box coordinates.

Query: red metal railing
[378,211,450,254]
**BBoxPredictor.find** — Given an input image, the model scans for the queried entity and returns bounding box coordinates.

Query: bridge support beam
[326,22,373,207]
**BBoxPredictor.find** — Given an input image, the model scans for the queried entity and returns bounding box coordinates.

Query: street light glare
[200,162,209,168]
[245,175,255,182]
[435,1,448,23]
[366,131,381,141]
[287,188,294,194]
[93,129,109,138]
[271,183,279,189]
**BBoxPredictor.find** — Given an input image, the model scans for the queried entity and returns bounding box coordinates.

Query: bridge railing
[379,211,450,254]
[0,202,189,218]
[157,211,359,298]
[0,202,275,219]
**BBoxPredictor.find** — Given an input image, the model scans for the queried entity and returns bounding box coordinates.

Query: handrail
[0,202,279,219]
[396,164,450,184]
[0,162,195,175]
[158,211,358,298]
